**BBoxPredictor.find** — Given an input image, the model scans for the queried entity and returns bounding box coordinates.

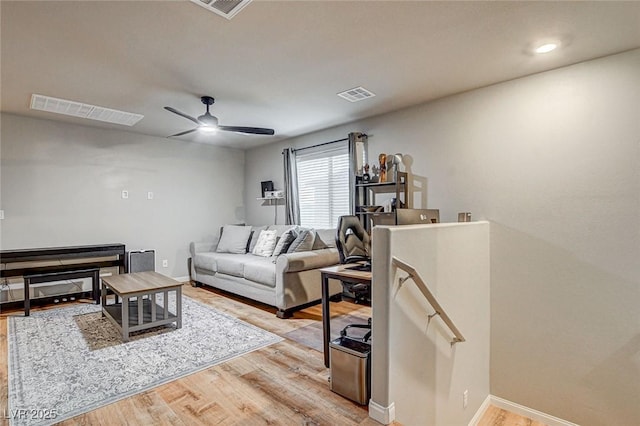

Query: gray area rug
[8,295,282,426]
[284,314,371,352]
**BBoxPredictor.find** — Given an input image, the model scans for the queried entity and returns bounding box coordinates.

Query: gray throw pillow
[287,229,315,253]
[272,228,297,256]
[248,225,268,252]
[216,225,252,254]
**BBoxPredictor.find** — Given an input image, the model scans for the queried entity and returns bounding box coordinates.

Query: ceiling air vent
[190,0,252,20]
[337,86,377,103]
[30,94,143,126]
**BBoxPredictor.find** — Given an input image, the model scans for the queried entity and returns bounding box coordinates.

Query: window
[296,143,350,229]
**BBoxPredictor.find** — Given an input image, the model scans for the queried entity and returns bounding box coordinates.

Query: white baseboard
[174,275,190,283]
[468,394,492,426]
[369,400,396,425]
[470,395,579,426]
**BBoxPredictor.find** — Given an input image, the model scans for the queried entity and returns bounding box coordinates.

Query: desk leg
[24,278,31,317]
[322,273,330,368]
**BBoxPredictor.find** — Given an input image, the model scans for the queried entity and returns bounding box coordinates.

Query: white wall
[245,49,640,425]
[0,114,245,278]
[371,222,490,426]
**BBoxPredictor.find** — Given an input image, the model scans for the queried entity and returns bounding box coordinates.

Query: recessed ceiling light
[535,43,558,54]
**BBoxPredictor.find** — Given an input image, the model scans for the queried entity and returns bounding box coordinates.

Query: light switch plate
[0,210,4,220]
[121,190,129,199]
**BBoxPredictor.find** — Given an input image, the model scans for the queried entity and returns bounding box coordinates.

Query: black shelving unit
[354,171,408,231]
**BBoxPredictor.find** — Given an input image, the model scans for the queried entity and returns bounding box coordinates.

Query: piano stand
[23,268,100,316]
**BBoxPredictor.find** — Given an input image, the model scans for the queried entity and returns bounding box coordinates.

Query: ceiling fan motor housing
[201,96,215,106]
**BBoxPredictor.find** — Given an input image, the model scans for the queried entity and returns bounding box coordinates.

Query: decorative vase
[379,153,387,183]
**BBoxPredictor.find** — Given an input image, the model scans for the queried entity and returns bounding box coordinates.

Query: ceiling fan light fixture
[199,126,217,133]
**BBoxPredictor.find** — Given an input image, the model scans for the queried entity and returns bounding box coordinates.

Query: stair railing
[392,256,466,345]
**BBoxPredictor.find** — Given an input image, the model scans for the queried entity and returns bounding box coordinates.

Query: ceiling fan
[164,96,275,137]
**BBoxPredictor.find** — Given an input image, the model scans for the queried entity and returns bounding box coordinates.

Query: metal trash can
[329,336,371,405]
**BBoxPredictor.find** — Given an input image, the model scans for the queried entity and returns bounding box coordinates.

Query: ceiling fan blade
[218,126,275,135]
[164,106,200,125]
[168,128,198,138]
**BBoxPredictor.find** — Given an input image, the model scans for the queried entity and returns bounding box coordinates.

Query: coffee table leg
[122,295,130,342]
[151,292,157,322]
[176,286,182,329]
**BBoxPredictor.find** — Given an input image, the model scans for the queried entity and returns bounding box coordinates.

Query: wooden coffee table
[100,271,182,342]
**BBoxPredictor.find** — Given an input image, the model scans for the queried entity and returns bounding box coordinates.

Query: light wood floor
[0,284,542,425]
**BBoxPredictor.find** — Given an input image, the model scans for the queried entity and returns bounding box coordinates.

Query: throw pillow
[252,230,278,257]
[272,228,298,256]
[216,225,252,254]
[287,229,316,253]
[312,231,329,250]
[248,225,268,253]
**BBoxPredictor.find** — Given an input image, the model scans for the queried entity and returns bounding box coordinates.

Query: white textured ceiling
[1,1,639,149]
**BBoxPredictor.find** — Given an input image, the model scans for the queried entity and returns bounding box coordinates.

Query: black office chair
[336,215,371,266]
[335,215,371,303]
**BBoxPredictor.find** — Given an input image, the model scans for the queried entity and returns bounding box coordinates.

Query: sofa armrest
[276,248,339,273]
[189,240,218,258]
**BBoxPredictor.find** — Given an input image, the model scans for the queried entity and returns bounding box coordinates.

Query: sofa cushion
[214,253,247,277]
[242,256,277,287]
[287,228,315,253]
[216,225,252,254]
[193,252,218,272]
[252,230,278,257]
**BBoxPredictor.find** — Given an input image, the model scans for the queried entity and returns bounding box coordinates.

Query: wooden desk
[319,264,372,368]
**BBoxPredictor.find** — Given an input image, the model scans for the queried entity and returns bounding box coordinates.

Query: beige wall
[245,49,640,425]
[371,222,490,425]
[0,114,246,278]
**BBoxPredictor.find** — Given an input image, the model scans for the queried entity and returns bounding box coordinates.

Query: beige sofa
[190,225,343,318]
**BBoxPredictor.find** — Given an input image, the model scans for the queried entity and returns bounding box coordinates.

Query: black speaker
[261,180,274,198]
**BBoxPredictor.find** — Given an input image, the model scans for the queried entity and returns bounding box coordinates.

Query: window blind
[295,143,350,229]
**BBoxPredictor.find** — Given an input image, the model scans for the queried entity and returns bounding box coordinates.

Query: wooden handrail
[392,256,466,345]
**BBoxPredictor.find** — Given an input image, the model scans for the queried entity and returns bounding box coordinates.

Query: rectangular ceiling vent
[190,0,252,20]
[30,94,143,126]
[337,86,377,103]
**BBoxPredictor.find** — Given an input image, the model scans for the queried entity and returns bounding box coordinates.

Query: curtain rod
[281,137,349,155]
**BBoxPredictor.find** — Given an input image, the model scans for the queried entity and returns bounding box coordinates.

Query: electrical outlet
[147,191,154,200]
[0,210,4,220]
[463,389,469,409]
[162,259,168,268]
[121,190,129,199]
